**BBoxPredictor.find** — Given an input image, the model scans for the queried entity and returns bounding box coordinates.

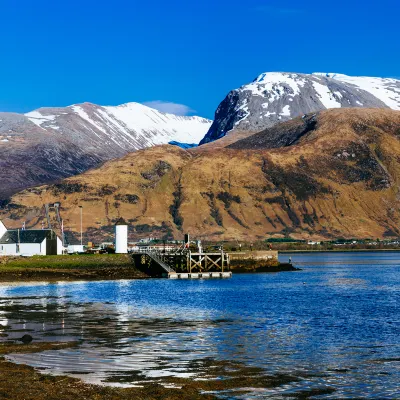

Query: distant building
[67,244,86,254]
[0,223,63,256]
[138,237,156,244]
[307,241,321,245]
[129,243,181,252]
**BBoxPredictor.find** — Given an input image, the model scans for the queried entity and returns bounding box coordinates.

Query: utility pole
[79,206,83,246]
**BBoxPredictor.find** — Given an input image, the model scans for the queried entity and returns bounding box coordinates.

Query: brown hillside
[2,108,400,242]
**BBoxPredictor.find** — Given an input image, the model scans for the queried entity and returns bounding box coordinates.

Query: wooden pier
[131,249,231,279]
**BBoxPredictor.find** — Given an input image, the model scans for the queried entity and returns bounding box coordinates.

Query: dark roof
[0,230,57,244]
[115,218,128,226]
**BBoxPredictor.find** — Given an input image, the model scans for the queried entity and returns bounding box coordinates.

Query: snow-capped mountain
[25,102,212,158]
[0,102,211,199]
[200,72,400,144]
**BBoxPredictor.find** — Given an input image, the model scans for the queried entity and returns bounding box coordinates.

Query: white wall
[0,243,17,255]
[57,237,63,255]
[20,242,44,256]
[0,221,7,239]
[0,241,45,256]
[67,245,85,254]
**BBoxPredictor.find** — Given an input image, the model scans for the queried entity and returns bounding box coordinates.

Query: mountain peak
[200,72,400,145]
[312,72,347,78]
[24,101,212,144]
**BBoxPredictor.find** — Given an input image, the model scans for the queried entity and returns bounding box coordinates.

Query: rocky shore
[230,258,300,273]
[0,341,315,399]
[0,342,216,399]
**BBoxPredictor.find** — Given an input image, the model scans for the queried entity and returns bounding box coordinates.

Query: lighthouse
[115,218,128,254]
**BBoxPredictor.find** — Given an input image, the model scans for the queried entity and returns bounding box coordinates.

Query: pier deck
[169,271,232,279]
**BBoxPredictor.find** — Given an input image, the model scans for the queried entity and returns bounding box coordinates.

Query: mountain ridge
[0,101,211,198]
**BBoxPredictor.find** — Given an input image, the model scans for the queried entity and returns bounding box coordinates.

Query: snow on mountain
[0,102,211,198]
[25,102,211,157]
[200,72,400,145]
[312,73,400,110]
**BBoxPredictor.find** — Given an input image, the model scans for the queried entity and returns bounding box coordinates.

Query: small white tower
[115,218,128,254]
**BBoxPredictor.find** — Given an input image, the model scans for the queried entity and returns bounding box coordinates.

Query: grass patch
[0,254,133,271]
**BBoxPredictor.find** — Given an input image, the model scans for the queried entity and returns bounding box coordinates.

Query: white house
[0,221,63,256]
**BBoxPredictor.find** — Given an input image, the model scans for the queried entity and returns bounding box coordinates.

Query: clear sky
[0,0,398,119]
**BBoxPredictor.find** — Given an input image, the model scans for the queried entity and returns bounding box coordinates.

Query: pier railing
[132,248,230,274]
[145,251,175,273]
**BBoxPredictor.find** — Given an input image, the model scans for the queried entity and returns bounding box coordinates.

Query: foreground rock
[0,342,327,399]
[0,342,216,400]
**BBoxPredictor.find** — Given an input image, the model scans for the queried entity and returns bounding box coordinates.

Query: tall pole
[61,219,64,247]
[79,206,83,246]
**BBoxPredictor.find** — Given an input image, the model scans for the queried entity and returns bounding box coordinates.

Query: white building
[0,221,63,256]
[67,244,85,254]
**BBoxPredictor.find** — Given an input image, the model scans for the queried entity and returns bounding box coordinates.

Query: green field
[0,254,148,281]
[0,254,133,270]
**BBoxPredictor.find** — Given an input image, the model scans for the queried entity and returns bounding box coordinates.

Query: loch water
[1,251,399,398]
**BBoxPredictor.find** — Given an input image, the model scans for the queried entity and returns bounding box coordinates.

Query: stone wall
[229,251,278,261]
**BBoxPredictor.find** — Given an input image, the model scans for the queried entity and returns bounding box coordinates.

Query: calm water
[0,251,399,398]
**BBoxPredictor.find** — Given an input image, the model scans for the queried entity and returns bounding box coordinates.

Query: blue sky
[0,0,398,119]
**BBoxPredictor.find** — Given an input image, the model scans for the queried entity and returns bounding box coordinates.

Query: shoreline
[278,248,400,253]
[0,254,150,282]
[0,254,299,283]
[0,267,150,283]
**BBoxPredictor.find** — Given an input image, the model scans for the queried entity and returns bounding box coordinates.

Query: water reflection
[1,252,400,398]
